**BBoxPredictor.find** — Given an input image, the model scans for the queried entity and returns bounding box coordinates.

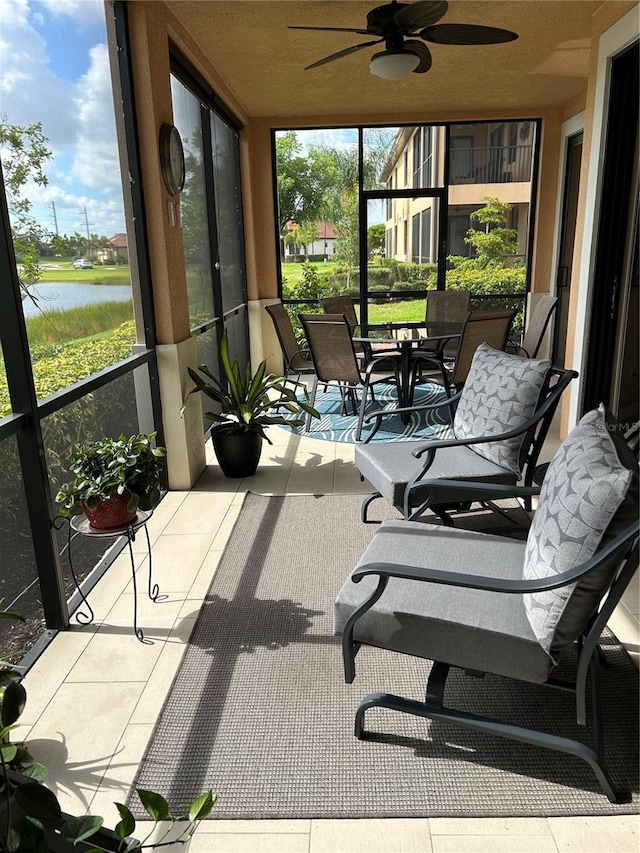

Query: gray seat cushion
[334,522,552,684]
[523,404,639,660]
[355,440,517,509]
[453,343,551,475]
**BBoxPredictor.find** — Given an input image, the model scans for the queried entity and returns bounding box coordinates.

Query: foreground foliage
[0,607,215,851]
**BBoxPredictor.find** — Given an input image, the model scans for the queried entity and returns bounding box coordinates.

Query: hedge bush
[0,321,136,418]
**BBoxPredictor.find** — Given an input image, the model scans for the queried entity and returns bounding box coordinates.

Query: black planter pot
[211,428,263,478]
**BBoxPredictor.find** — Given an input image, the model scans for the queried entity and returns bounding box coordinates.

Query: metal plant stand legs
[55,509,164,643]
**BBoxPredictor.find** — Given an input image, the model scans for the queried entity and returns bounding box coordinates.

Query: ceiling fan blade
[288,26,373,36]
[393,0,448,33]
[305,39,383,70]
[403,40,432,74]
[420,23,518,45]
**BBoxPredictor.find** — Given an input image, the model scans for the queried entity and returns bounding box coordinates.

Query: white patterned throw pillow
[453,343,551,474]
[523,405,638,659]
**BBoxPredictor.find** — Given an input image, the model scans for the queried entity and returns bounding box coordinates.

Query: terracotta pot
[211,429,262,478]
[83,491,137,531]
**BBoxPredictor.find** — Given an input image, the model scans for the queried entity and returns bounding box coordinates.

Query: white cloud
[300,128,358,152]
[31,182,125,238]
[36,0,103,26]
[0,0,125,235]
[71,43,121,192]
[0,0,76,146]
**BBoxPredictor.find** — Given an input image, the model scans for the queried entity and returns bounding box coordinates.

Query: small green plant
[182,331,319,440]
[54,432,166,518]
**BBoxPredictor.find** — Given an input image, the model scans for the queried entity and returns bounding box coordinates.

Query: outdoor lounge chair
[335,403,639,801]
[356,342,577,524]
[299,313,400,441]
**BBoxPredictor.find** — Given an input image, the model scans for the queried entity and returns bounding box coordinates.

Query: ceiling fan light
[369,50,420,80]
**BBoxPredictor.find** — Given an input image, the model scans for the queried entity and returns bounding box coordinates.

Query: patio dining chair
[335,404,639,801]
[415,289,471,361]
[299,313,400,441]
[356,342,577,524]
[320,295,400,366]
[264,302,314,384]
[411,308,517,397]
[507,294,558,358]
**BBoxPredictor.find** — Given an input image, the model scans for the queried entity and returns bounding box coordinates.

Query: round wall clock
[159,123,185,196]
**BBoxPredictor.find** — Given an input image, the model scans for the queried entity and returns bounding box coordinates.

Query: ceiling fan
[289,0,518,80]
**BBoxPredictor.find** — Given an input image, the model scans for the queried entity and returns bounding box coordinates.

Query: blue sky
[0,0,126,238]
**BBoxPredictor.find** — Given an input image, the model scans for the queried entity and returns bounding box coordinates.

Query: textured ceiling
[165,1,604,118]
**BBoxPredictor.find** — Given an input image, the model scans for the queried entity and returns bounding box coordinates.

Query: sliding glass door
[171,60,248,427]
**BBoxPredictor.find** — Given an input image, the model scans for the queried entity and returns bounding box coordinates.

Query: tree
[334,186,360,288]
[368,223,386,257]
[445,197,526,298]
[275,128,397,274]
[275,132,328,234]
[463,196,520,265]
[0,116,52,284]
[283,222,320,258]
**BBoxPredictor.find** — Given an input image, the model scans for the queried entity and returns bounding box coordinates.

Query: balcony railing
[449,144,533,185]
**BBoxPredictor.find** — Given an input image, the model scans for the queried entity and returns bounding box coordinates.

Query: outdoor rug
[129,493,639,819]
[289,380,453,443]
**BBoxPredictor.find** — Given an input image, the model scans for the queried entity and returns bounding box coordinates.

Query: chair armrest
[403,473,540,520]
[292,347,311,361]
[506,340,530,357]
[411,370,578,461]
[360,391,461,442]
[364,391,461,423]
[352,520,639,594]
[409,479,540,503]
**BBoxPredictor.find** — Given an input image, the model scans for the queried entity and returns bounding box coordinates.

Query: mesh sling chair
[412,290,471,383]
[356,343,577,524]
[335,404,639,801]
[299,313,400,441]
[507,294,559,358]
[264,302,314,383]
[411,308,517,397]
[319,295,400,366]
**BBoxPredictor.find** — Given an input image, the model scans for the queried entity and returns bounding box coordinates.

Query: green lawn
[36,261,131,285]
[367,299,425,324]
[281,261,337,289]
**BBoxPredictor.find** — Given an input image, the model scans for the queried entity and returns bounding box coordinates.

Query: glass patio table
[352,321,463,423]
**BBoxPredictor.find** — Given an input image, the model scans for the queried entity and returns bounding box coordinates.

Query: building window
[412,213,420,263]
[420,208,432,263]
[412,131,421,191]
[422,126,433,188]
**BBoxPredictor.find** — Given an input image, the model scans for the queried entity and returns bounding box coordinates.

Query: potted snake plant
[182,331,319,478]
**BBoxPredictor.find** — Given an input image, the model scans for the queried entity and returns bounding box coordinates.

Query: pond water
[21,282,132,318]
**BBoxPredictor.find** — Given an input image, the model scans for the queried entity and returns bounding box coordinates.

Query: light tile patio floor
[22,425,639,852]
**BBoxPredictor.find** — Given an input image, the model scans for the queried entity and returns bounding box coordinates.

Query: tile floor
[21,425,639,853]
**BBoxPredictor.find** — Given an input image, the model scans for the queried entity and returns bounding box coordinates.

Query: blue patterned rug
[286,381,454,443]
